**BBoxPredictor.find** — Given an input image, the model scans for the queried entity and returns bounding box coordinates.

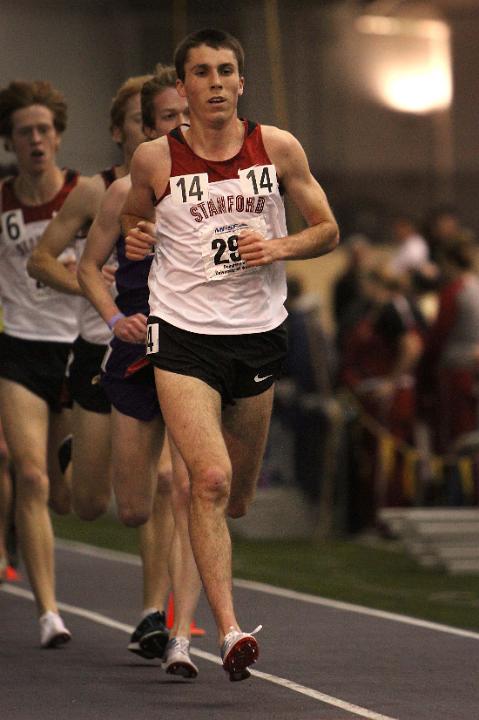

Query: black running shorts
[146,317,287,406]
[0,332,71,412]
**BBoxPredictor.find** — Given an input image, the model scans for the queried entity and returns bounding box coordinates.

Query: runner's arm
[78,178,147,343]
[27,176,102,294]
[121,141,168,260]
[238,128,339,267]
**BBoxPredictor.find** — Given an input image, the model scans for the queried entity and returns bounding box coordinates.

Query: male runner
[123,29,339,680]
[28,74,151,520]
[78,68,201,677]
[0,80,80,646]
[27,73,175,658]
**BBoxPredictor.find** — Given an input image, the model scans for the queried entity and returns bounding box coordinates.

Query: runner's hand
[237,229,276,266]
[113,314,148,343]
[125,221,157,261]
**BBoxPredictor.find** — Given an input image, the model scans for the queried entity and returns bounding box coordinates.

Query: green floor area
[51,512,479,633]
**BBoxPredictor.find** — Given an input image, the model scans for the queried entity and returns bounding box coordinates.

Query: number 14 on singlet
[170,165,277,205]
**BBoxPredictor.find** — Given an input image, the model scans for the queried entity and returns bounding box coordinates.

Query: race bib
[146,321,160,355]
[170,173,209,205]
[1,209,26,244]
[238,164,277,197]
[200,216,266,282]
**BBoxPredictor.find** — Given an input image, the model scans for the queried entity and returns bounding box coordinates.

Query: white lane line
[55,538,479,642]
[2,584,134,634]
[233,579,479,641]
[55,539,141,566]
[2,583,398,720]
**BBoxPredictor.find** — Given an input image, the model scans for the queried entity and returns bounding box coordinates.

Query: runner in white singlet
[122,29,339,681]
[0,79,83,648]
[27,72,194,665]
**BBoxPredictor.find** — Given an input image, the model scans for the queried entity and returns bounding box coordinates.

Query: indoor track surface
[1,539,478,720]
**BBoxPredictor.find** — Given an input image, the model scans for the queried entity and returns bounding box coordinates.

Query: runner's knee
[156,465,173,497]
[15,463,49,503]
[191,465,230,507]
[73,494,109,522]
[172,474,190,511]
[117,501,150,528]
[227,497,250,519]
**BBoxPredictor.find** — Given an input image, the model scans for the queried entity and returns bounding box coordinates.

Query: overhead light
[356,15,449,40]
[355,11,452,114]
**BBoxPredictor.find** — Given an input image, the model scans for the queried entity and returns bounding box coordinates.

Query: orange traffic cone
[166,593,206,637]
[6,565,21,582]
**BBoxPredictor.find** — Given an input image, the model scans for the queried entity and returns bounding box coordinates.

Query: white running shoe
[39,611,71,648]
[162,636,198,678]
[221,625,262,681]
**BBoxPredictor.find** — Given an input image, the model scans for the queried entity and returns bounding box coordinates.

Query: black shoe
[128,611,169,659]
[58,434,73,475]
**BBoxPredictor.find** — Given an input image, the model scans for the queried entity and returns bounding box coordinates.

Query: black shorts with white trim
[147,317,287,407]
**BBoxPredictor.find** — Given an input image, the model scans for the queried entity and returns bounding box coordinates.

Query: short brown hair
[0,80,67,137]
[174,28,245,82]
[141,64,177,131]
[109,75,153,133]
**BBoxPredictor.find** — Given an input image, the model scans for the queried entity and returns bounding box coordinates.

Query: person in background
[280,276,336,504]
[28,74,151,520]
[332,233,373,353]
[389,214,430,275]
[416,235,479,503]
[27,72,182,660]
[78,68,202,678]
[423,203,466,264]
[339,264,426,520]
[0,79,81,647]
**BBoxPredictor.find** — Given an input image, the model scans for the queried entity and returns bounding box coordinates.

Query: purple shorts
[101,336,161,422]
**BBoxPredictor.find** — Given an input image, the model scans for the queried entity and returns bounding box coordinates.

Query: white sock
[39,610,59,622]
[141,607,158,620]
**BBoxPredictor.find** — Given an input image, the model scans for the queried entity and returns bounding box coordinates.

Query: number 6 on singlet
[1,209,25,243]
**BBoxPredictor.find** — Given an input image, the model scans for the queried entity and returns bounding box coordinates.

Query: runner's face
[147,87,189,139]
[9,105,61,174]
[118,93,145,158]
[177,44,244,127]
